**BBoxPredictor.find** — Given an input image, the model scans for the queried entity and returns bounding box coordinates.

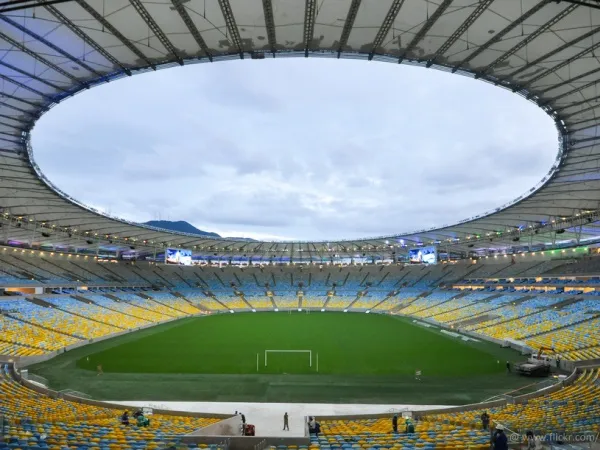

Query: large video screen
[408,246,437,265]
[165,248,192,266]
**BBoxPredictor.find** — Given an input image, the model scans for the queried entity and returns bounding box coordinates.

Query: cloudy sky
[32,58,557,241]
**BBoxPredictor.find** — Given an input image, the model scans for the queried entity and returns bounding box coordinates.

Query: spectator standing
[481,411,490,430]
[392,414,398,433]
[493,424,508,450]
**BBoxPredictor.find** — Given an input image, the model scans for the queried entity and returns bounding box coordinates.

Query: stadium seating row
[0,365,221,450]
[317,369,599,449]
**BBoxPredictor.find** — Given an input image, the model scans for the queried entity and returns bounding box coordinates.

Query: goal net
[261,350,315,373]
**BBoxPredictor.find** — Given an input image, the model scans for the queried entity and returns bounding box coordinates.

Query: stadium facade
[1,0,600,261]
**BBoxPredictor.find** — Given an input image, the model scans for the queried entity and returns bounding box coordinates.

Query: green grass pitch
[76,312,505,376]
[31,312,535,404]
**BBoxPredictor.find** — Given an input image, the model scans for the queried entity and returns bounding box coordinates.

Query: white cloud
[31,58,557,241]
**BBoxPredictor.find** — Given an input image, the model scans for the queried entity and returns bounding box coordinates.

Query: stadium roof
[1,0,600,260]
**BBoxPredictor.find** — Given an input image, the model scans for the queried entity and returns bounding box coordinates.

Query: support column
[29,222,37,247]
[3,219,9,245]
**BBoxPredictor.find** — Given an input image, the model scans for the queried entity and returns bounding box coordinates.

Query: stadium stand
[373,289,425,312]
[0,364,223,449]
[409,292,494,320]
[423,368,600,435]
[274,295,299,309]
[318,369,599,449]
[5,298,119,340]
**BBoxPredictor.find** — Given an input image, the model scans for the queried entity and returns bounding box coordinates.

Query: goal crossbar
[265,350,312,367]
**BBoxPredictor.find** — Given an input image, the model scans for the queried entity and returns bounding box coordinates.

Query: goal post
[265,350,312,367]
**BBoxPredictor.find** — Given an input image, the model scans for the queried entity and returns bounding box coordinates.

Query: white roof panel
[0,0,598,259]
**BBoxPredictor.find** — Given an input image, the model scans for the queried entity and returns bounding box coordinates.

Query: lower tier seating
[318,369,599,450]
[0,365,222,450]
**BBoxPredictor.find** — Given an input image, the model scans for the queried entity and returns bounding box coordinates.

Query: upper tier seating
[398,290,458,315]
[144,291,201,315]
[525,316,600,360]
[111,293,186,318]
[0,313,78,353]
[6,298,119,339]
[463,296,566,333]
[243,293,273,309]
[84,295,166,323]
[302,295,327,308]
[176,290,227,310]
[351,291,389,309]
[373,290,425,311]
[410,292,493,319]
[274,295,299,309]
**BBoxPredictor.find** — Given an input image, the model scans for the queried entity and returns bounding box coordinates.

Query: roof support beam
[75,0,155,70]
[427,0,494,67]
[539,65,600,96]
[0,15,102,77]
[453,0,551,72]
[368,0,405,60]
[0,114,30,125]
[542,78,600,107]
[517,30,600,91]
[43,3,131,76]
[303,0,317,57]
[129,0,183,65]
[217,0,244,57]
[0,28,85,85]
[261,0,277,55]
[560,94,600,112]
[0,60,67,92]
[337,0,361,58]
[477,3,578,76]
[0,0,74,14]
[171,0,212,61]
[0,92,42,108]
[507,26,600,80]
[563,102,600,119]
[398,0,452,64]
[0,136,20,145]
[0,100,37,117]
[0,73,51,100]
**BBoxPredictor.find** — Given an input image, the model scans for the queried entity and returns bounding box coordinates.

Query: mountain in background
[142,220,256,241]
[143,220,221,237]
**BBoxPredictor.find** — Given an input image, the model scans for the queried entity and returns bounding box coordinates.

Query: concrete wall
[180,435,310,450]
[188,416,242,436]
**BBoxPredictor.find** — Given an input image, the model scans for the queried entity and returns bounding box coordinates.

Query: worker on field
[415,369,421,381]
[392,414,398,433]
[97,364,103,376]
[492,424,508,450]
[283,412,289,431]
[506,361,510,373]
